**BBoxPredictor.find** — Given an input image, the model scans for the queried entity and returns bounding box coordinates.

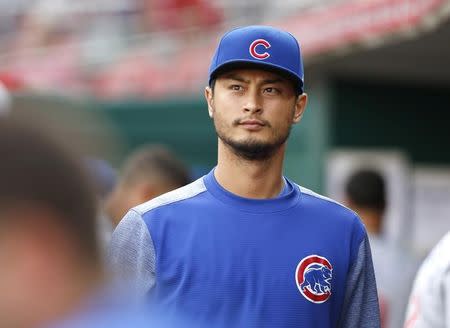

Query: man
[109,25,380,327]
[0,119,160,328]
[105,144,190,227]
[344,169,418,328]
[404,231,450,328]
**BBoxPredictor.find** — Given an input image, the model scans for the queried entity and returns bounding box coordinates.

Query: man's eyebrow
[220,75,286,85]
[261,78,284,85]
[221,74,249,83]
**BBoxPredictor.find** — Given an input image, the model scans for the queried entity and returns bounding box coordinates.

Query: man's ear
[205,86,214,118]
[137,183,158,204]
[293,93,308,124]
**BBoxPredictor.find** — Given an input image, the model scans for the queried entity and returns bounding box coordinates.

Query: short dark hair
[121,145,190,188]
[345,169,386,212]
[0,119,99,263]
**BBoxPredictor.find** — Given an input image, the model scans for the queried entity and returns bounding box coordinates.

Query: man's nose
[243,90,263,114]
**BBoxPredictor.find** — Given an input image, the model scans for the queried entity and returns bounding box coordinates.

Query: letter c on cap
[249,39,271,60]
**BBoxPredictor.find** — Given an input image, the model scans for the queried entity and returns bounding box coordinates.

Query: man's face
[0,207,76,328]
[205,68,307,160]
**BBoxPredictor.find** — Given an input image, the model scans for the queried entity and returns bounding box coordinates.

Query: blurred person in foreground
[109,25,380,327]
[0,119,162,328]
[344,169,418,328]
[105,144,190,228]
[404,231,450,328]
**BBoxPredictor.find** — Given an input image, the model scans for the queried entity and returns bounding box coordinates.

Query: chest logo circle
[295,255,333,303]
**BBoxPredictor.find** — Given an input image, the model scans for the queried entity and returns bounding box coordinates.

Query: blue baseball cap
[208,25,304,94]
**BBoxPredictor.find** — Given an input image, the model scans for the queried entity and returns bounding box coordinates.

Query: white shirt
[405,231,450,328]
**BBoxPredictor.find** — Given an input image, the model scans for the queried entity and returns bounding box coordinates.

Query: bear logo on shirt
[296,255,333,303]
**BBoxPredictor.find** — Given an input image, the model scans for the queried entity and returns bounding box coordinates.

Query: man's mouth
[238,119,266,131]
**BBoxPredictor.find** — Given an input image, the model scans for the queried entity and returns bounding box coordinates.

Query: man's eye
[231,85,242,91]
[264,87,277,94]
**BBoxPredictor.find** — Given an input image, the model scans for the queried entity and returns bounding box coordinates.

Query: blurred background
[1,0,450,260]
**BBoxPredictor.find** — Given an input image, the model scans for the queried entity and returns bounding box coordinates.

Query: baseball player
[109,25,380,327]
[404,231,450,328]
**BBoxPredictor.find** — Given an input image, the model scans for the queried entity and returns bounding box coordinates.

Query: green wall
[93,98,217,177]
[285,81,330,191]
[332,80,450,164]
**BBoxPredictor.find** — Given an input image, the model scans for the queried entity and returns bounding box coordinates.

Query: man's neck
[354,208,383,236]
[214,141,285,199]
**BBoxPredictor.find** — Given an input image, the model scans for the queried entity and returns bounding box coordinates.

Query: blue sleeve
[338,233,381,328]
[107,209,156,296]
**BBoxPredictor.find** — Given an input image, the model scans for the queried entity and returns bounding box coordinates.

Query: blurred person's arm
[108,210,155,296]
[338,234,381,328]
[404,231,450,328]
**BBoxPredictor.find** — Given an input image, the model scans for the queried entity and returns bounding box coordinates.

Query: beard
[214,118,291,161]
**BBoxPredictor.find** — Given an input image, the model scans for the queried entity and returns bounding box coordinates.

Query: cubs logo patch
[249,39,271,60]
[295,255,333,304]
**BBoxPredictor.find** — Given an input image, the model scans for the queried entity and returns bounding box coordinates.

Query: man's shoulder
[133,177,208,217]
[291,183,367,240]
[295,184,358,219]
